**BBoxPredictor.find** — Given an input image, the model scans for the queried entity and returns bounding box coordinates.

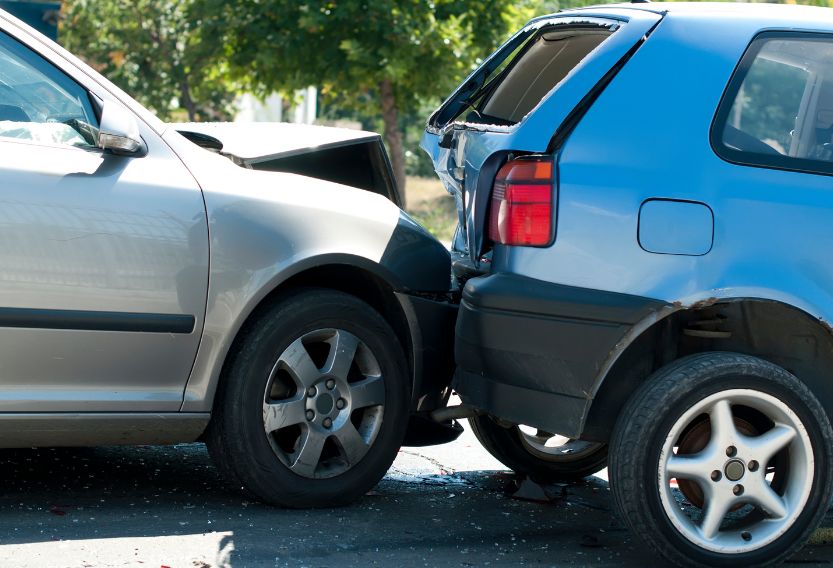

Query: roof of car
[562,1,833,25]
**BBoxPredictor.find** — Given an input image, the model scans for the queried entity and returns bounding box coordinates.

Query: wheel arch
[190,254,422,420]
[211,255,420,408]
[584,297,833,442]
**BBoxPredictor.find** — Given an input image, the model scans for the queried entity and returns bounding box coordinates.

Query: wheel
[469,415,607,482]
[609,352,833,567]
[206,288,409,508]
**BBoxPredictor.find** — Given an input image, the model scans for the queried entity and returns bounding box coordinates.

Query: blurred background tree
[188,0,538,191]
[62,0,237,121]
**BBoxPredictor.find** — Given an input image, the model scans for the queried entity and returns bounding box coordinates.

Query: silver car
[0,9,458,507]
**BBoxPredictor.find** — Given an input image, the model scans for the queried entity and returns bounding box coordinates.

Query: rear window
[429,19,618,129]
[482,27,613,123]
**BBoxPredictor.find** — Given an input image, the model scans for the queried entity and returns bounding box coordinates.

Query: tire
[206,288,409,508]
[609,352,833,567]
[469,415,607,482]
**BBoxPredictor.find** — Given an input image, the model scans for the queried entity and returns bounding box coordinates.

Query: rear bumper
[453,272,665,438]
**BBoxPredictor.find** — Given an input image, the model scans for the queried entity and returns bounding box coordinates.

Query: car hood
[172,122,380,167]
[171,122,400,205]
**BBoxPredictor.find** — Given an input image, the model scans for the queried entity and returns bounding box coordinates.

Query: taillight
[488,156,553,246]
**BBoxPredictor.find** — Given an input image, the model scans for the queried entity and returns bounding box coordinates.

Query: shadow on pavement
[0,444,829,567]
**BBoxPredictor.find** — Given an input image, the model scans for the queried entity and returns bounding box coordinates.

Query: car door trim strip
[0,308,195,334]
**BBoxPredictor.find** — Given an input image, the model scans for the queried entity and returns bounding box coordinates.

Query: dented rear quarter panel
[422,8,663,258]
[426,3,833,331]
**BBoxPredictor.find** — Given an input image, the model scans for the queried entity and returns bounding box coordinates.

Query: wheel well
[584,299,833,442]
[220,264,414,399]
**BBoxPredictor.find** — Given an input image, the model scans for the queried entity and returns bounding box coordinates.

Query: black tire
[469,415,607,482]
[206,288,409,508]
[609,352,833,567]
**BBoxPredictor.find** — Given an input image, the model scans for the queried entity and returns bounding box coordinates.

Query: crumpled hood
[172,122,380,167]
[170,122,401,205]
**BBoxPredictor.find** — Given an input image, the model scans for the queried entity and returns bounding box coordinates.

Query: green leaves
[61,0,238,121]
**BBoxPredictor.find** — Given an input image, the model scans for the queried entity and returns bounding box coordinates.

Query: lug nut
[326,379,336,390]
[307,386,317,398]
[305,410,315,421]
[733,484,744,496]
[323,417,333,429]
[711,470,722,482]
[336,398,346,410]
[726,446,737,457]
[741,531,752,542]
[748,460,759,472]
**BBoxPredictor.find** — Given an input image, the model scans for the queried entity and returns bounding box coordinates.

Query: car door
[0,30,208,412]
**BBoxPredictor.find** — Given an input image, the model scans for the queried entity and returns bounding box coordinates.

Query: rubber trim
[0,307,196,333]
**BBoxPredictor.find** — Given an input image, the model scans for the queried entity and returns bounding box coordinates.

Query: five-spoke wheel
[660,390,811,552]
[610,352,833,567]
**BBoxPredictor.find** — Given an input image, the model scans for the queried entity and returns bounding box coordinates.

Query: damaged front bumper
[396,291,465,447]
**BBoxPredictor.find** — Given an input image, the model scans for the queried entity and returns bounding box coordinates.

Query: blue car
[423,3,833,565]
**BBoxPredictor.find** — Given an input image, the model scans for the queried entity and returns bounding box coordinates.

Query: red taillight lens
[488,157,553,246]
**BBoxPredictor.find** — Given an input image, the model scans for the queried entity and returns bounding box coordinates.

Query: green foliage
[61,0,237,121]
[196,1,528,112]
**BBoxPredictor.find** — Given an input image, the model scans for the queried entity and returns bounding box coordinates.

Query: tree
[194,0,536,193]
[61,0,237,121]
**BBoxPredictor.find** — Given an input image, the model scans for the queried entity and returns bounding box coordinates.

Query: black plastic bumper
[397,292,461,447]
[398,292,458,408]
[453,272,665,439]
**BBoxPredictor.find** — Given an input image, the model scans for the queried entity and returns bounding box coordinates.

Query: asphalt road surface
[0,426,830,568]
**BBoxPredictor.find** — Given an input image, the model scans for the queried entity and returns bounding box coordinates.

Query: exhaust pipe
[429,404,482,423]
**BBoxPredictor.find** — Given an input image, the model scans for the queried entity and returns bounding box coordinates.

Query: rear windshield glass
[430,20,617,128]
[481,27,613,123]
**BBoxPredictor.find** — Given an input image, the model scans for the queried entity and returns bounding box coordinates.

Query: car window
[713,33,833,175]
[429,18,618,129]
[0,31,98,148]
[480,26,614,124]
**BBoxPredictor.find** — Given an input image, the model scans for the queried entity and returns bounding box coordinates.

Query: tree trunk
[379,79,407,204]
[180,79,198,122]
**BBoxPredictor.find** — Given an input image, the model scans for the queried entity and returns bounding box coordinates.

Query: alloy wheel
[262,328,386,479]
[659,389,813,553]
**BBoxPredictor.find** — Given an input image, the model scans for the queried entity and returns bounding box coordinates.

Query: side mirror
[97,101,145,155]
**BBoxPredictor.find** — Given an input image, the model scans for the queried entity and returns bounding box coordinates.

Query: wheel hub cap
[314,391,335,415]
[261,328,387,479]
[724,459,745,482]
